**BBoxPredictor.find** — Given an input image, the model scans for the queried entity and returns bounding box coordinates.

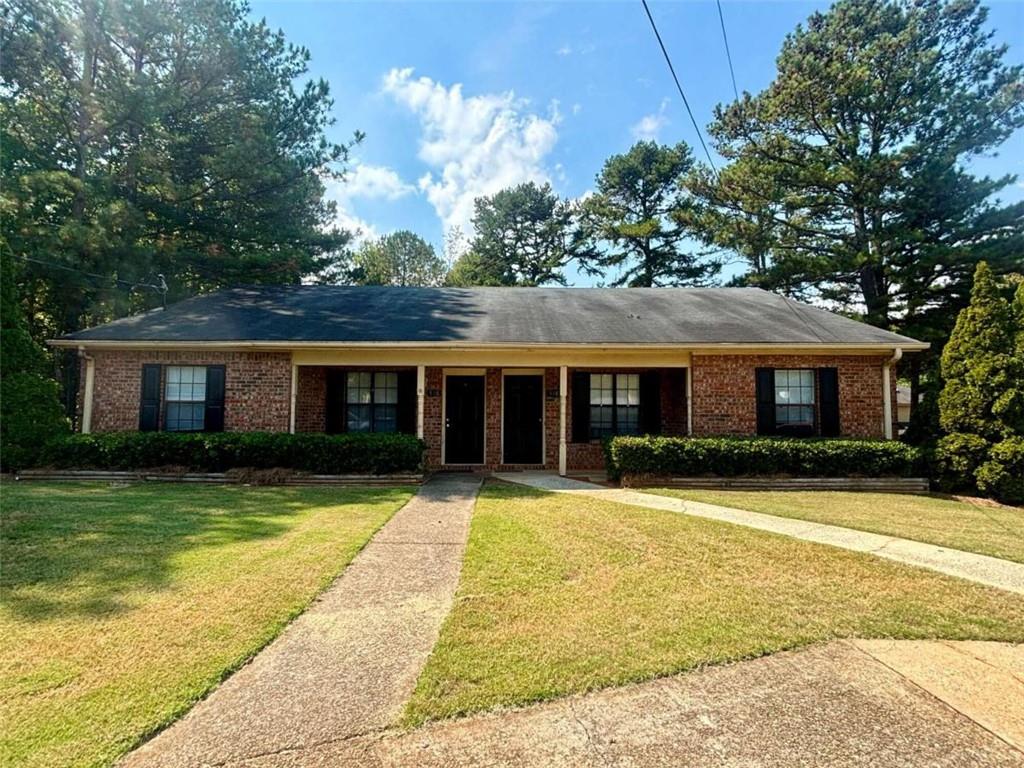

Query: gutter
[882,347,903,440]
[47,339,932,352]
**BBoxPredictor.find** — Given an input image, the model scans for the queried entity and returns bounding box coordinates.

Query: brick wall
[86,350,291,432]
[691,354,888,439]
[81,352,895,462]
[295,366,326,432]
[423,367,443,469]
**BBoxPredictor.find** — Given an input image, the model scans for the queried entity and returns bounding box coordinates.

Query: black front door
[503,375,543,464]
[445,375,485,464]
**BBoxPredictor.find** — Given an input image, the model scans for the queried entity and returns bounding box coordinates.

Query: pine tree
[583,141,718,287]
[349,231,447,286]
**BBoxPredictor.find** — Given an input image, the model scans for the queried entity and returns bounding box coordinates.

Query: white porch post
[289,363,298,434]
[686,364,693,436]
[416,365,426,439]
[80,350,95,434]
[559,365,568,476]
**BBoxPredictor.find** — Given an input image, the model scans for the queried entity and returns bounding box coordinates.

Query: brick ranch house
[52,286,927,474]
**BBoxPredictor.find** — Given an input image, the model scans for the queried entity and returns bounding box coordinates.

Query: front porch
[292,363,690,473]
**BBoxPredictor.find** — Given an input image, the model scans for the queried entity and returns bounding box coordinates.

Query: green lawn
[643,489,1024,563]
[404,481,1024,726]
[1,481,414,768]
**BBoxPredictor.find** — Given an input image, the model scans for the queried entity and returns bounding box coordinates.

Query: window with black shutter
[159,365,226,432]
[756,367,839,438]
[572,370,661,441]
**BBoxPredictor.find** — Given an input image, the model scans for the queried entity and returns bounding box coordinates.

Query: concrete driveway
[255,640,1024,768]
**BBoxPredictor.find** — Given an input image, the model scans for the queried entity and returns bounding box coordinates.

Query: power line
[640,0,718,174]
[14,254,168,305]
[716,0,740,102]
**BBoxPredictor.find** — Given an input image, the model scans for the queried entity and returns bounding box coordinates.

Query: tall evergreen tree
[939,262,1022,441]
[2,0,361,342]
[464,182,590,287]
[937,262,1024,500]
[583,141,718,287]
[349,231,447,287]
[693,0,1024,412]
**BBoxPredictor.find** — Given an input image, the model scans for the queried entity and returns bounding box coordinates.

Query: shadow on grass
[0,482,322,620]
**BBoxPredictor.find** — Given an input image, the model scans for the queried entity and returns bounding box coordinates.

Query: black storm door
[503,375,543,464]
[445,375,485,464]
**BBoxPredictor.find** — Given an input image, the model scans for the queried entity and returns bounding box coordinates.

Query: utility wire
[715,0,740,102]
[640,0,718,174]
[14,254,168,304]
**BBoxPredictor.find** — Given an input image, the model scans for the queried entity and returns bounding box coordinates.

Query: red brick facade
[79,350,895,472]
[295,366,326,433]
[86,350,291,433]
[690,354,889,439]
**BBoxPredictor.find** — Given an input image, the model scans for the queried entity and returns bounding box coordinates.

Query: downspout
[882,347,902,440]
[79,346,95,434]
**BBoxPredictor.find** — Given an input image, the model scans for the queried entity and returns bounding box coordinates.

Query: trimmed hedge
[604,436,923,482]
[36,432,426,475]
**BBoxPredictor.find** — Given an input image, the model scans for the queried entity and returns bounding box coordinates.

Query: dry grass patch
[404,481,1024,725]
[645,489,1024,563]
[1,481,414,768]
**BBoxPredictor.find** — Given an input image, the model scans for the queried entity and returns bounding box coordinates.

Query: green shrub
[935,432,992,489]
[1,250,70,470]
[1,372,70,469]
[36,432,426,475]
[604,436,923,482]
[975,437,1024,505]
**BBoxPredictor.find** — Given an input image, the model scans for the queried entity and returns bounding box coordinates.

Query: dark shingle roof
[57,286,925,347]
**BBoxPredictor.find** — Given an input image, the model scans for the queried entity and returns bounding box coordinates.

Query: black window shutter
[818,367,840,437]
[639,371,662,435]
[326,369,347,434]
[396,370,417,435]
[139,364,161,431]
[571,371,590,443]
[204,365,226,433]
[755,368,776,436]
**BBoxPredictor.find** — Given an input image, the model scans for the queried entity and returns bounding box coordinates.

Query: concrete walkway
[240,640,1024,767]
[121,474,481,768]
[495,472,1024,595]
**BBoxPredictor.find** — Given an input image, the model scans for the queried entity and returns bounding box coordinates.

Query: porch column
[686,364,693,435]
[416,365,426,439]
[80,350,95,434]
[559,365,567,476]
[289,363,298,434]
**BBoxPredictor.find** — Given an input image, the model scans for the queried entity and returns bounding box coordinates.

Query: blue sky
[249,0,1024,285]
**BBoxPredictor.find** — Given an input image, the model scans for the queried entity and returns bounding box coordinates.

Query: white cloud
[382,67,560,236]
[632,98,671,141]
[319,162,412,246]
[556,43,573,56]
[322,177,380,245]
[572,103,583,116]
[332,162,414,204]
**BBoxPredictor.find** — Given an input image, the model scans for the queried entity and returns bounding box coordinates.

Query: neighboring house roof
[55,286,927,348]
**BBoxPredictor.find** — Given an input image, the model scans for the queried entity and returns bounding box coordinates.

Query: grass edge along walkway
[404,480,1024,727]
